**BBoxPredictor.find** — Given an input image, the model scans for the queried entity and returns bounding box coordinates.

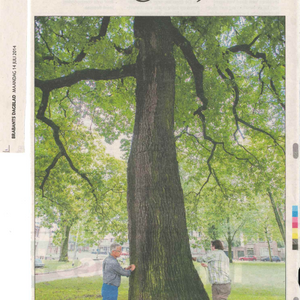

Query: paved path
[35,258,103,283]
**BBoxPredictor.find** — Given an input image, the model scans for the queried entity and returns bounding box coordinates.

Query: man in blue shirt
[101,243,136,300]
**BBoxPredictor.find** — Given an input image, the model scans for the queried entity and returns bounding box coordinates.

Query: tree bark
[227,240,233,263]
[226,218,233,263]
[59,225,71,262]
[267,191,285,244]
[265,226,273,262]
[208,224,218,240]
[127,17,209,300]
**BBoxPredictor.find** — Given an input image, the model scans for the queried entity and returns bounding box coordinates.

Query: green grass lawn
[195,261,285,300]
[35,262,285,299]
[35,260,82,274]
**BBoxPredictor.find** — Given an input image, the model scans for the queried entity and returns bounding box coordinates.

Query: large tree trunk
[127,17,209,300]
[59,225,71,262]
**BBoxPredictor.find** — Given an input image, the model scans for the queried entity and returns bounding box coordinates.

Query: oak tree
[35,16,285,299]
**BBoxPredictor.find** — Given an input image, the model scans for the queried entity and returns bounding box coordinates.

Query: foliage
[34,16,285,254]
[242,198,283,245]
[35,123,128,246]
[175,16,285,245]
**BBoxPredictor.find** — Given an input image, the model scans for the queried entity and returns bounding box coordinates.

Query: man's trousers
[212,283,231,300]
[101,283,119,300]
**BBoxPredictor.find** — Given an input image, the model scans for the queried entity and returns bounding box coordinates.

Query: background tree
[35,120,128,261]
[242,198,284,256]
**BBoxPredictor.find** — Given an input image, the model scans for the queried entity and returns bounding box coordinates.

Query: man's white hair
[110,242,121,252]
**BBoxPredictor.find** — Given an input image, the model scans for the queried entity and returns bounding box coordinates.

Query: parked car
[92,249,107,255]
[239,255,257,261]
[121,252,129,256]
[260,255,281,262]
[35,258,45,268]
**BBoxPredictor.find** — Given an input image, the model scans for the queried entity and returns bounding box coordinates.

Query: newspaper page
[0,0,27,152]
[0,0,298,299]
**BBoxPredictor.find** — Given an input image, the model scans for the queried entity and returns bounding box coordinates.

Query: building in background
[35,220,59,259]
[227,241,285,260]
[189,231,285,261]
[35,224,285,261]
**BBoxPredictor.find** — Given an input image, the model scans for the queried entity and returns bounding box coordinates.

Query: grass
[35,261,285,299]
[195,261,285,300]
[35,260,82,274]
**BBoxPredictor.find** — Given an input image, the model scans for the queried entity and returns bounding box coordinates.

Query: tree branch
[228,39,269,67]
[35,64,136,92]
[171,24,208,109]
[40,152,63,193]
[267,190,285,242]
[211,168,227,197]
[196,143,216,197]
[36,90,102,209]
[42,17,111,65]
[41,194,72,212]
[114,44,134,55]
[231,219,247,241]
[217,65,285,155]
[90,17,110,43]
[40,33,71,65]
[269,79,285,110]
[172,24,258,196]
[227,36,285,110]
[258,65,265,96]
